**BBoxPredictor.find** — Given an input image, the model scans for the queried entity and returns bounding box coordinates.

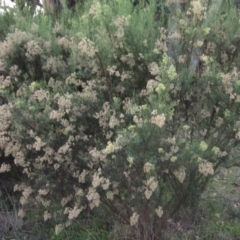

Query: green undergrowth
[50,223,109,240]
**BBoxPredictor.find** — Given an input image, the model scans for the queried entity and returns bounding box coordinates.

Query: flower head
[130,212,139,226]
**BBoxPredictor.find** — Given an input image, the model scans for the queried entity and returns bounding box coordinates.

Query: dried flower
[33,136,46,151]
[106,191,114,200]
[144,177,158,199]
[143,162,154,173]
[144,189,153,199]
[68,206,82,220]
[78,170,87,183]
[25,40,42,61]
[130,212,139,226]
[151,114,166,128]
[78,38,98,57]
[89,2,102,18]
[44,211,52,221]
[191,1,205,18]
[155,206,163,218]
[148,62,160,76]
[18,209,25,218]
[87,187,100,209]
[38,188,50,196]
[0,163,11,173]
[173,166,186,183]
[198,160,214,176]
[55,224,64,235]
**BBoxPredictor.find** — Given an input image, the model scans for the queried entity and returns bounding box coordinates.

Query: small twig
[0,178,15,208]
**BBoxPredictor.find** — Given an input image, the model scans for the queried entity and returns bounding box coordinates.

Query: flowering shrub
[0,0,240,238]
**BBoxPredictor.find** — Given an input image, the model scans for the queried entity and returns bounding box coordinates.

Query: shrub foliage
[0,0,240,238]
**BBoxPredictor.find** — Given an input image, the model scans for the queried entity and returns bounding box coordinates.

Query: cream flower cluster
[198,160,214,176]
[151,111,166,128]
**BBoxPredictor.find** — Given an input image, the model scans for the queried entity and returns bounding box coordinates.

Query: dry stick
[101,195,131,225]
[0,178,22,238]
[0,178,16,208]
